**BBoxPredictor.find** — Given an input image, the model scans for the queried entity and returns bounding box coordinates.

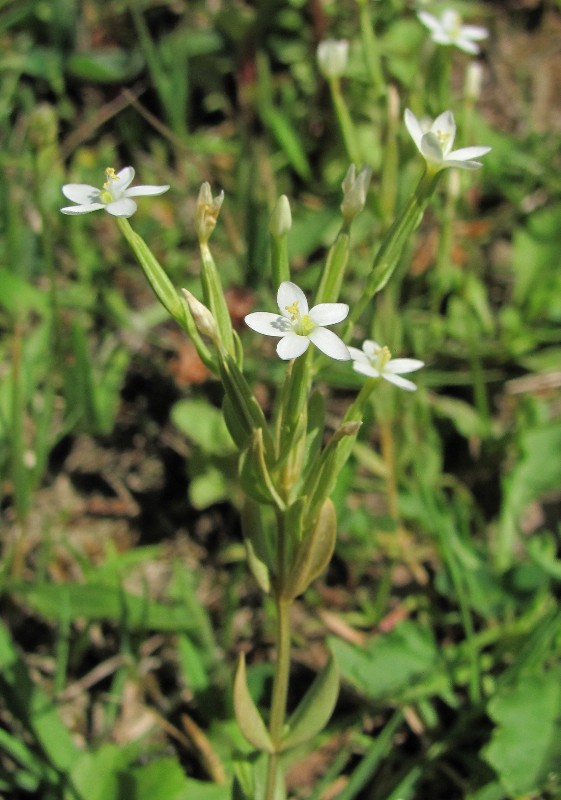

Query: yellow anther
[436,129,451,148]
[285,301,300,320]
[103,167,118,190]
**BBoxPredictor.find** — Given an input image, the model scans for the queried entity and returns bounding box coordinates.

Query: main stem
[264,596,292,800]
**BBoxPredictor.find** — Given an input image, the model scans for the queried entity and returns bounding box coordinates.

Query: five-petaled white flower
[348,340,424,392]
[245,281,350,361]
[61,166,170,218]
[418,9,488,55]
[405,109,491,172]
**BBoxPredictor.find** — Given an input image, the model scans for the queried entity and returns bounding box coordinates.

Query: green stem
[264,595,292,800]
[358,0,385,96]
[345,169,440,335]
[329,78,360,165]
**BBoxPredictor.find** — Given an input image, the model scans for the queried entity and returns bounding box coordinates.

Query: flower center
[445,12,461,38]
[435,128,451,150]
[370,345,391,370]
[285,301,300,321]
[100,167,118,204]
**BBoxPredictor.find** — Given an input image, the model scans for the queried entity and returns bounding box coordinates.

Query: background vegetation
[1,0,561,798]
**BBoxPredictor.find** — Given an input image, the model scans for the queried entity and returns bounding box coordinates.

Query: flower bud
[269,195,292,237]
[28,103,58,150]
[341,164,372,222]
[317,39,349,80]
[182,289,219,341]
[465,61,484,102]
[196,182,224,244]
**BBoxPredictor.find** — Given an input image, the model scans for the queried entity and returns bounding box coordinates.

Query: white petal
[113,166,135,192]
[348,346,369,364]
[447,146,491,161]
[385,358,424,375]
[309,302,348,326]
[353,361,380,379]
[362,340,381,359]
[454,37,480,54]
[245,312,291,336]
[277,281,308,317]
[277,333,310,360]
[60,203,104,215]
[442,158,483,171]
[461,25,488,41]
[404,109,423,150]
[383,373,418,392]
[126,184,170,197]
[432,110,455,141]
[62,183,100,204]
[308,327,350,361]
[420,132,444,164]
[105,198,137,217]
[432,32,454,45]
[418,11,441,33]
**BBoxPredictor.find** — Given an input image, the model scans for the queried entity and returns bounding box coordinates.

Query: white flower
[317,39,349,79]
[405,109,491,172]
[61,166,170,217]
[245,281,350,361]
[418,9,488,55]
[348,340,424,391]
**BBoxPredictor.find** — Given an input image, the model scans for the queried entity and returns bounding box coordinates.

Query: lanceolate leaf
[281,655,339,751]
[233,654,274,754]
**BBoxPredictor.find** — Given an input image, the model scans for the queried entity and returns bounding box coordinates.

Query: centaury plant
[60,97,489,795]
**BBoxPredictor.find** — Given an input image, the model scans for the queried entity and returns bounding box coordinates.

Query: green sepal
[218,351,274,453]
[301,421,362,532]
[283,498,337,600]
[199,241,235,356]
[300,390,326,487]
[241,501,272,594]
[222,394,251,450]
[314,232,350,305]
[280,655,339,752]
[116,218,215,369]
[239,429,285,509]
[233,654,274,754]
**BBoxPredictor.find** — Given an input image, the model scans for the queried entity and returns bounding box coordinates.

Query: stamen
[436,129,451,147]
[285,301,300,321]
[103,167,118,191]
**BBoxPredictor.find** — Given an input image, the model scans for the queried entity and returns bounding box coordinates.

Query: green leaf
[66,744,136,800]
[66,49,144,83]
[0,621,81,775]
[284,498,337,600]
[281,655,339,751]
[233,654,274,753]
[330,621,443,701]
[171,399,235,456]
[9,582,198,632]
[483,669,561,796]
[241,500,272,595]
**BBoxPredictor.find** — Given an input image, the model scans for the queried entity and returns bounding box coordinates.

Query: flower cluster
[245,283,424,391]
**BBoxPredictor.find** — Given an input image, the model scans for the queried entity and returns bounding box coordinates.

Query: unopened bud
[182,289,219,341]
[341,164,372,222]
[465,62,483,102]
[317,39,349,80]
[196,182,224,244]
[330,420,362,444]
[28,103,58,150]
[269,195,292,237]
